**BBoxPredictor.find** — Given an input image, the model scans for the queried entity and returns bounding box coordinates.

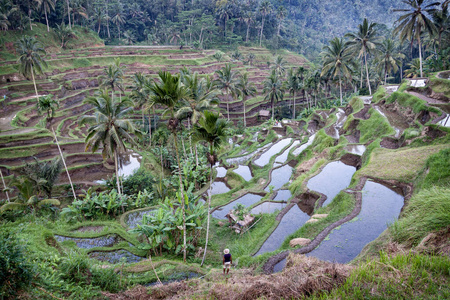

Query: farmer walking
[223,248,232,275]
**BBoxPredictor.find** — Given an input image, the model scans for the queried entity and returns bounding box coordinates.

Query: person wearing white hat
[223,248,232,275]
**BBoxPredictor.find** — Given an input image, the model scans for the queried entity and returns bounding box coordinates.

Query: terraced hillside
[0,45,309,195]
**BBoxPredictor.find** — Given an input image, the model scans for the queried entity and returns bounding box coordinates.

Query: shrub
[0,233,34,299]
[122,168,156,195]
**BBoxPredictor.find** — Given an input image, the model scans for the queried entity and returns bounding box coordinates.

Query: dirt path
[406,91,447,105]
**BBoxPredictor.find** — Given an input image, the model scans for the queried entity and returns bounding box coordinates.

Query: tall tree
[320,37,354,105]
[236,72,257,127]
[263,69,284,120]
[394,0,439,77]
[276,5,287,37]
[16,36,47,99]
[112,9,126,40]
[214,64,238,121]
[259,0,272,47]
[376,38,405,84]
[99,59,124,101]
[148,71,189,262]
[191,110,229,267]
[40,0,55,32]
[345,18,382,95]
[431,6,449,55]
[273,55,287,77]
[79,89,138,196]
[284,68,301,119]
[37,94,58,123]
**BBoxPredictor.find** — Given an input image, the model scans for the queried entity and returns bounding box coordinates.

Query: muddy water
[251,201,287,214]
[55,235,117,249]
[233,165,253,181]
[344,144,366,156]
[291,134,316,156]
[254,138,292,167]
[90,249,145,264]
[126,209,156,229]
[275,141,300,164]
[209,181,230,195]
[212,193,263,219]
[307,161,356,207]
[264,165,293,192]
[254,205,310,256]
[306,181,404,263]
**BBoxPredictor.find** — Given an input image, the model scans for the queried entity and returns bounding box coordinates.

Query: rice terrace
[0,0,449,299]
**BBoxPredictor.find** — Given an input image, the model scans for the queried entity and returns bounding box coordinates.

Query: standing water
[306,181,404,263]
[254,139,292,167]
[211,193,263,219]
[264,165,293,192]
[233,165,253,181]
[307,161,356,207]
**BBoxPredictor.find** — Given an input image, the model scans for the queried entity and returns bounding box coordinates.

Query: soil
[353,104,371,120]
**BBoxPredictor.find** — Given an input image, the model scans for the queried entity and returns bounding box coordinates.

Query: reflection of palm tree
[191,110,229,267]
[259,0,272,47]
[236,72,256,127]
[345,18,382,95]
[320,37,354,105]
[148,71,189,262]
[214,64,238,121]
[263,70,284,120]
[80,89,138,196]
[394,0,439,77]
[16,36,47,99]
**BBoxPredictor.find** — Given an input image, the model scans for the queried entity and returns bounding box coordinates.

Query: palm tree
[16,36,47,99]
[273,55,287,77]
[247,53,256,66]
[243,11,254,42]
[39,0,55,32]
[259,0,272,47]
[191,110,229,267]
[130,72,149,134]
[320,37,354,105]
[55,23,76,49]
[284,68,301,119]
[345,18,383,95]
[214,64,238,121]
[376,39,406,84]
[431,6,449,55]
[37,94,58,123]
[263,69,284,120]
[112,9,126,40]
[404,58,422,78]
[65,0,71,29]
[99,60,124,101]
[148,71,189,262]
[394,0,439,77]
[276,6,287,37]
[236,72,257,127]
[79,89,138,196]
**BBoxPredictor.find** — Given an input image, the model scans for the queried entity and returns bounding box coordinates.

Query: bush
[0,233,34,299]
[123,168,156,195]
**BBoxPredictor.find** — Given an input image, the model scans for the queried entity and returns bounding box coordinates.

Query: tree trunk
[114,150,121,195]
[29,9,32,30]
[195,144,199,167]
[364,51,372,95]
[52,127,76,200]
[105,1,110,38]
[45,8,50,32]
[260,16,265,47]
[339,75,343,105]
[271,99,274,120]
[31,65,39,99]
[226,91,230,121]
[360,60,363,89]
[0,169,10,202]
[293,90,296,119]
[246,23,250,42]
[148,113,152,147]
[97,19,101,34]
[418,37,423,78]
[173,133,187,262]
[243,96,246,127]
[118,24,121,40]
[66,0,71,29]
[201,163,213,266]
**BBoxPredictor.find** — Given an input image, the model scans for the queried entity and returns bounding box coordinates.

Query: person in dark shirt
[223,248,232,275]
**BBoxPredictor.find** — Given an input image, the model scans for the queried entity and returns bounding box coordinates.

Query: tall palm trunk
[45,9,50,32]
[31,65,39,99]
[293,90,296,119]
[173,133,187,262]
[364,51,372,95]
[148,112,152,147]
[246,23,250,42]
[201,163,213,266]
[339,75,343,105]
[66,0,71,29]
[243,96,246,127]
[271,99,274,120]
[114,150,122,195]
[360,60,363,89]
[260,16,265,47]
[226,90,230,121]
[418,37,423,77]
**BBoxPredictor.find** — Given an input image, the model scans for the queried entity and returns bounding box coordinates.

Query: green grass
[358,108,395,143]
[372,86,387,103]
[390,186,450,247]
[416,148,450,189]
[387,90,441,114]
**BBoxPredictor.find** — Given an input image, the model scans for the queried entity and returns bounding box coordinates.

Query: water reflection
[212,193,263,219]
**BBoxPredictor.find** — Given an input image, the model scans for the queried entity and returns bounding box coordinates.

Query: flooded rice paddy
[211,193,263,219]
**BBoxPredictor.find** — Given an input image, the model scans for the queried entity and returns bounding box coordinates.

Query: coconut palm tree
[284,68,301,119]
[431,6,449,55]
[99,60,124,101]
[376,39,406,84]
[394,0,439,77]
[55,23,76,49]
[148,71,189,262]
[130,72,149,134]
[214,64,239,121]
[273,55,287,77]
[259,0,272,47]
[79,89,138,196]
[263,69,284,120]
[16,36,47,99]
[39,0,55,32]
[37,94,58,123]
[345,18,383,95]
[112,9,126,40]
[236,72,257,127]
[276,5,287,37]
[320,37,354,105]
[191,110,229,267]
